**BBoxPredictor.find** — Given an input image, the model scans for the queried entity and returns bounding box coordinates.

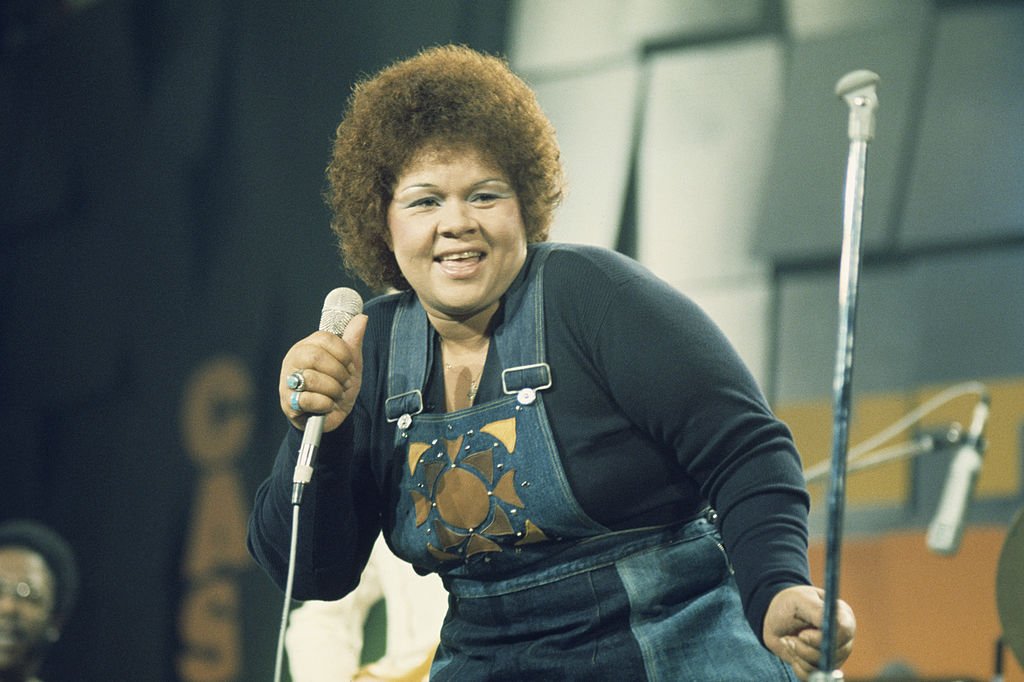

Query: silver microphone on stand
[810,69,880,682]
[926,395,990,555]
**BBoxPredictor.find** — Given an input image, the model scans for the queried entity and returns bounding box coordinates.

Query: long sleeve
[246,421,379,599]
[537,246,811,638]
[247,301,397,601]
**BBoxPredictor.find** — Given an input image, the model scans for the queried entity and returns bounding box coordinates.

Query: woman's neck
[427,302,497,350]
[431,305,495,412]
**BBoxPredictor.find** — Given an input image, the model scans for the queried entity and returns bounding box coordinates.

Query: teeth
[438,251,481,261]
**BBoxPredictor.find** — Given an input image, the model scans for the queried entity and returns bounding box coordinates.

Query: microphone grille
[319,287,363,335]
[835,69,880,97]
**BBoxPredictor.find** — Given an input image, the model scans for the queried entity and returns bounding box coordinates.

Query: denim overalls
[383,244,796,680]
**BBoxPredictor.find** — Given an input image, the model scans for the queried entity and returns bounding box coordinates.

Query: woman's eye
[471,193,499,203]
[409,197,440,208]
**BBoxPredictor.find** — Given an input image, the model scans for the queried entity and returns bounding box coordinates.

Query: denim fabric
[383,243,794,680]
[432,517,797,681]
[389,392,615,578]
[386,245,608,578]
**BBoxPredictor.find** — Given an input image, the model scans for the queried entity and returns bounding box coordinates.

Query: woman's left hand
[763,585,856,680]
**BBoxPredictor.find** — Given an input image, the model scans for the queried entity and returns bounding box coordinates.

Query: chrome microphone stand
[809,69,880,682]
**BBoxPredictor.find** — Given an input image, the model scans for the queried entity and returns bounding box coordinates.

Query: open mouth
[435,250,484,263]
[435,250,485,277]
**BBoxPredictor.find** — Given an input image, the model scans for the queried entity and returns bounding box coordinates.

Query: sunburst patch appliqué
[405,415,549,561]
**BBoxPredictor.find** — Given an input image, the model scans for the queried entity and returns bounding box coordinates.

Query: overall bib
[383,244,796,681]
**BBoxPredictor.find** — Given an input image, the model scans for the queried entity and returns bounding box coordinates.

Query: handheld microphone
[926,396,990,555]
[292,287,363,505]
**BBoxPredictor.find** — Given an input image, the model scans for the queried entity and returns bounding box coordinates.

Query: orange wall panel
[809,528,1023,681]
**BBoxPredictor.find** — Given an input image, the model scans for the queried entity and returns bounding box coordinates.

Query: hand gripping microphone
[291,287,363,505]
[926,395,990,555]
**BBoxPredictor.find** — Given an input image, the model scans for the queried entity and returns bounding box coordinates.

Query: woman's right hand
[279,314,368,433]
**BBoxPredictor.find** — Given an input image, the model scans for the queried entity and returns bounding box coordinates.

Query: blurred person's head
[0,520,78,682]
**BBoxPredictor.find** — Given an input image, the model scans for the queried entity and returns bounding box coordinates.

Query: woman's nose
[437,200,478,237]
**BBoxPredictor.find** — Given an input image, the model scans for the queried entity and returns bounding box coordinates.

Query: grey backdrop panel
[753,12,929,261]
[774,245,1024,404]
[773,264,918,403]
[905,246,1024,382]
[898,3,1024,247]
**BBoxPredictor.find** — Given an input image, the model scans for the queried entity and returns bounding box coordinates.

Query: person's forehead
[0,546,54,586]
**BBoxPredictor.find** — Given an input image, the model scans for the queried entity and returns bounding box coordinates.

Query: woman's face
[387,147,527,325]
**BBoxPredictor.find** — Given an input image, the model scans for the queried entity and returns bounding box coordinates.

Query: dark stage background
[0,1,508,679]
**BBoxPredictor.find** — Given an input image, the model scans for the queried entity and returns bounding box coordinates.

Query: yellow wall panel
[913,378,1022,498]
[777,394,915,508]
[984,378,1024,496]
[777,376,1023,510]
